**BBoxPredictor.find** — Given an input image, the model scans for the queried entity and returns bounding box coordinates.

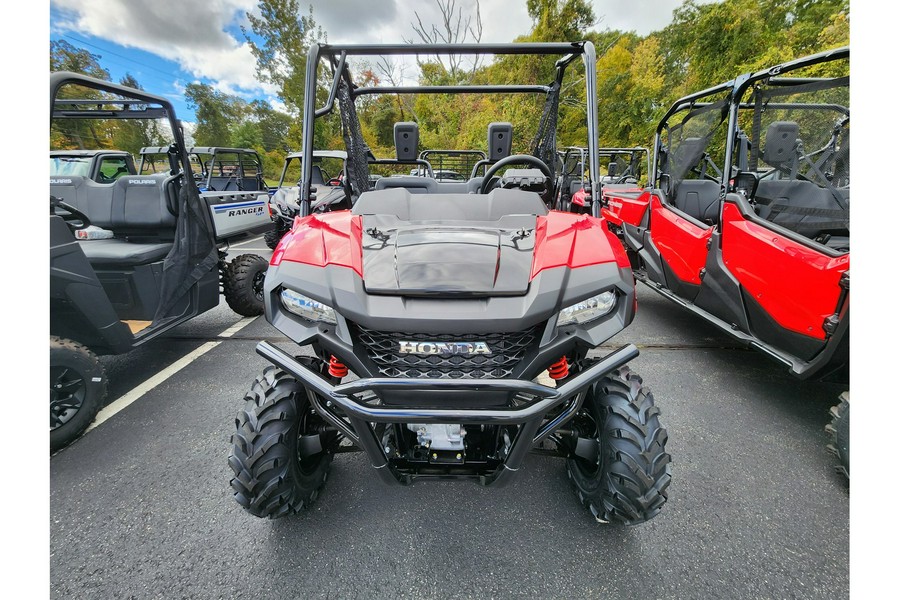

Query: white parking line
[86,316,258,432]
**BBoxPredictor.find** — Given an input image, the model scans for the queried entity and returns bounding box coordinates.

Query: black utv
[50,72,270,451]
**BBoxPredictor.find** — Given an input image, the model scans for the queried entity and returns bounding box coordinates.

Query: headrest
[488,122,512,161]
[763,121,800,166]
[394,122,419,161]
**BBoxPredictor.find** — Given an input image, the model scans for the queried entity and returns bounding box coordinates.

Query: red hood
[530,212,631,277]
[270,211,362,275]
[271,209,629,280]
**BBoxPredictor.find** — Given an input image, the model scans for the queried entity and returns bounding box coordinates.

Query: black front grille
[354,325,541,379]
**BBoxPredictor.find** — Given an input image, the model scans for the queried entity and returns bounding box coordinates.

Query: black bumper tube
[256,341,639,485]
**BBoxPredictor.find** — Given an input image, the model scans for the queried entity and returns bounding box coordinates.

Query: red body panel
[601,187,649,228]
[720,202,848,340]
[648,194,712,285]
[571,188,587,207]
[530,211,629,278]
[271,209,628,282]
[271,211,363,276]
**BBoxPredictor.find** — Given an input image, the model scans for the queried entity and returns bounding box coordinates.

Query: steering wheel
[51,197,91,231]
[479,154,553,195]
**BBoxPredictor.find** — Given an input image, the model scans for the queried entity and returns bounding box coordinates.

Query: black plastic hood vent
[361,214,537,297]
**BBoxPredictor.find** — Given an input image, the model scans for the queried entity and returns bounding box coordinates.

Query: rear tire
[565,366,671,524]
[826,392,849,479]
[229,367,335,518]
[50,336,107,452]
[264,227,283,250]
[223,254,267,317]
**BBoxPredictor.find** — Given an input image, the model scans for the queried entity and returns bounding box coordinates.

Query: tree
[405,0,484,82]
[184,83,246,146]
[243,0,325,112]
[249,100,292,151]
[50,39,110,80]
[110,73,163,155]
[50,40,112,149]
[526,0,596,41]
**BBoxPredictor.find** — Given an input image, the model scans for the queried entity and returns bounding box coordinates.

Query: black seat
[78,174,179,267]
[754,180,849,238]
[76,239,173,266]
[753,121,849,239]
[667,136,721,224]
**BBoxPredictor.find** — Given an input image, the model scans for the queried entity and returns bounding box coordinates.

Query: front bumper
[256,340,639,486]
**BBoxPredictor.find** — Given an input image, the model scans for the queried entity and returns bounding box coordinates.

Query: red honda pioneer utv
[601,47,849,475]
[555,146,648,213]
[50,73,270,451]
[228,42,671,524]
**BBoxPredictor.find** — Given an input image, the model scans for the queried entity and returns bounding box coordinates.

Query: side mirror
[731,171,759,199]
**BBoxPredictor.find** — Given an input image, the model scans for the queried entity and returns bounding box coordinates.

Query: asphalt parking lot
[49,234,849,599]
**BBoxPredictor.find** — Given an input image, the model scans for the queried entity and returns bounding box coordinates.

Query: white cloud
[267,97,290,114]
[51,0,274,96]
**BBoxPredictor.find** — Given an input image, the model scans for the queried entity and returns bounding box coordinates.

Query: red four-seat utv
[601,47,850,475]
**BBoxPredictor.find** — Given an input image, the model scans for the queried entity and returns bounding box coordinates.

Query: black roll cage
[50,73,192,178]
[650,45,850,215]
[138,146,265,186]
[297,42,601,218]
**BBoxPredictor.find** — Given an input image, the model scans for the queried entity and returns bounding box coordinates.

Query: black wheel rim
[252,269,266,301]
[295,403,333,475]
[569,410,602,477]
[50,366,86,430]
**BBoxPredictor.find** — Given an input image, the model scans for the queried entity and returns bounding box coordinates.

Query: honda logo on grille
[398,341,493,356]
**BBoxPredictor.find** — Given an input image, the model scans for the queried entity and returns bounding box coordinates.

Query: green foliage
[109,74,163,155]
[244,0,324,112]
[185,83,245,147]
[50,40,112,150]
[50,40,110,79]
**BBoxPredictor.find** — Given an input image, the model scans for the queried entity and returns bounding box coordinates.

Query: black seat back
[50,175,117,228]
[111,174,178,235]
[672,180,721,224]
[353,187,548,221]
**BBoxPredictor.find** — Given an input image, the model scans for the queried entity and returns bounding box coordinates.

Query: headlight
[557,291,616,326]
[280,288,337,324]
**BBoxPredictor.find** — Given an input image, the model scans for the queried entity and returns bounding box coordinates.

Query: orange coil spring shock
[548,356,569,380]
[328,355,348,378]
